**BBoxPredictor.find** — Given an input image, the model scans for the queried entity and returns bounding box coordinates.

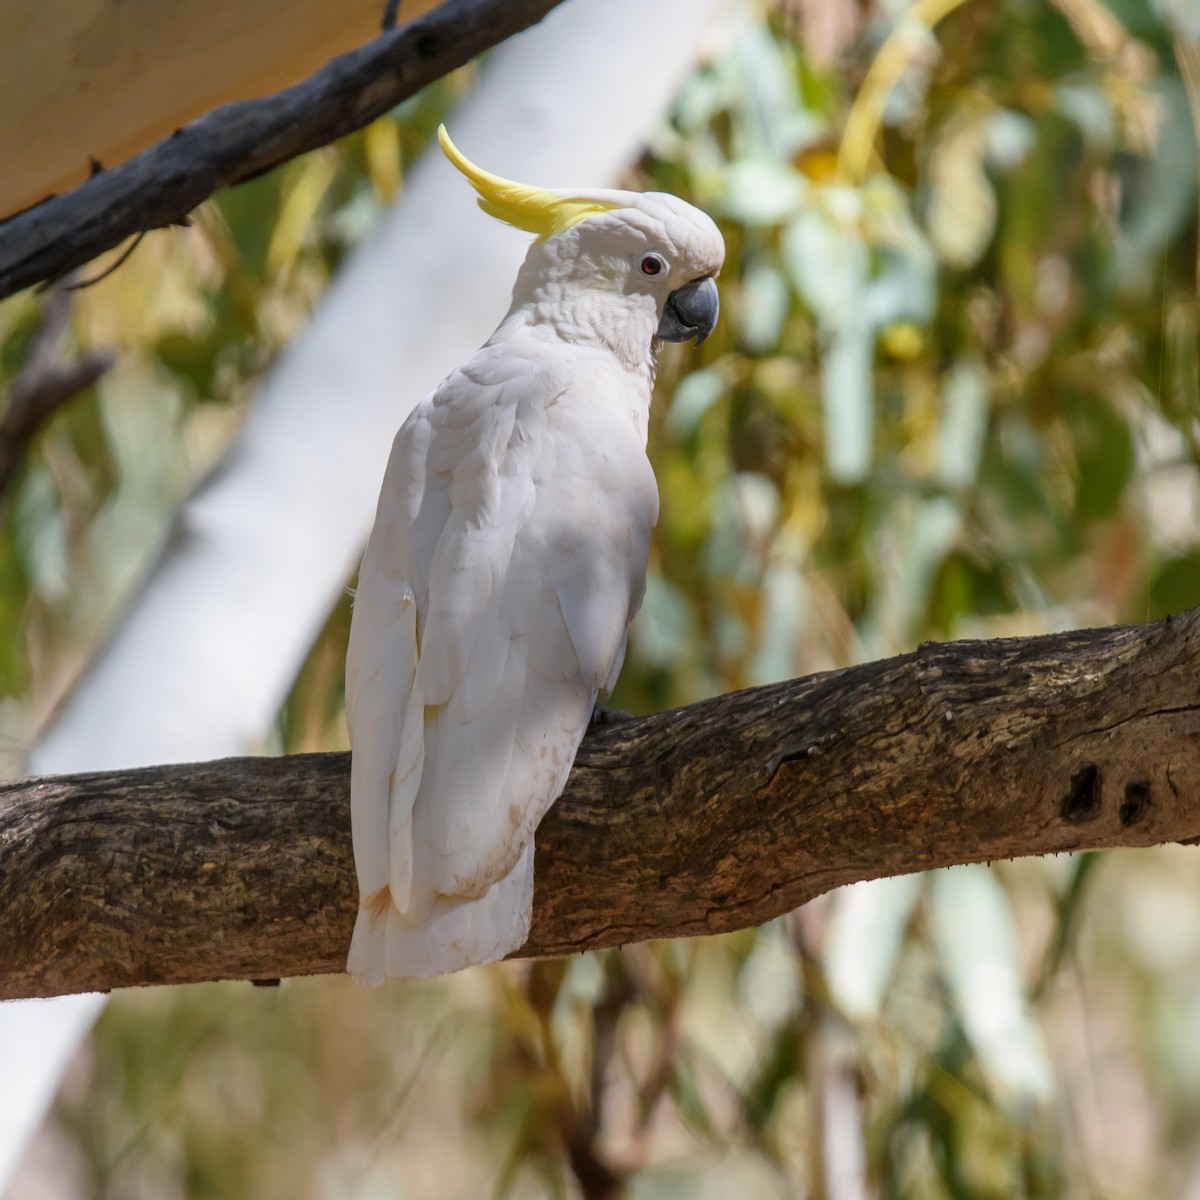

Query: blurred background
[4,0,1200,1195]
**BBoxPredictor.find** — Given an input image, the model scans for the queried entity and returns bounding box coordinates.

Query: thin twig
[64,233,147,291]
[0,282,115,499]
[382,0,404,31]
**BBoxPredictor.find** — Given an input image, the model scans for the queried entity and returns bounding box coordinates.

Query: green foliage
[4,4,1200,1198]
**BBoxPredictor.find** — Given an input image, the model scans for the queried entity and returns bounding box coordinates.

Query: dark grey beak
[657,275,719,345]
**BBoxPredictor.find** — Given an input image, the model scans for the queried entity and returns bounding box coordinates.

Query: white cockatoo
[346,127,724,982]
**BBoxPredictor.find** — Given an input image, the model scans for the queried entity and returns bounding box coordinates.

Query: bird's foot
[591,703,632,727]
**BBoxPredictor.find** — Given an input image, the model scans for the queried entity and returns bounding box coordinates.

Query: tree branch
[0,0,569,301]
[3,609,1199,1001]
[0,280,114,500]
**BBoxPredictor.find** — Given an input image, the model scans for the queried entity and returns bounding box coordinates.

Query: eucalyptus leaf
[984,109,1037,169]
[738,922,802,1034]
[930,866,1053,1109]
[1055,82,1116,149]
[749,558,809,685]
[825,875,923,1020]
[783,207,870,328]
[737,264,791,353]
[666,367,726,438]
[719,160,807,225]
[632,571,699,667]
[927,115,997,269]
[1113,79,1197,290]
[937,358,990,489]
[821,322,875,483]
[705,472,780,582]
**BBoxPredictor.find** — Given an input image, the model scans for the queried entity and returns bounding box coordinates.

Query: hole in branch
[1119,779,1151,827]
[1061,763,1101,824]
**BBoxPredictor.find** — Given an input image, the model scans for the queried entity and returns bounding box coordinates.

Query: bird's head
[439,126,724,365]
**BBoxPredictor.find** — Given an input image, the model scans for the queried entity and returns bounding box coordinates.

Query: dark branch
[0,281,114,499]
[3,609,1200,1000]
[0,0,569,301]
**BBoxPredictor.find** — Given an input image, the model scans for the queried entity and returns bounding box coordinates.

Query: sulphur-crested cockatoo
[346,127,723,982]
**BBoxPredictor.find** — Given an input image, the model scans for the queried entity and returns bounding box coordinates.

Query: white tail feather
[348,843,534,982]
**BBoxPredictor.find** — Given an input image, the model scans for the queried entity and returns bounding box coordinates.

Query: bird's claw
[591,703,632,727]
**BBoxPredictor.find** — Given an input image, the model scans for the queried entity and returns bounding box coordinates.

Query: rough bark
[2,609,1199,1001]
[0,0,569,301]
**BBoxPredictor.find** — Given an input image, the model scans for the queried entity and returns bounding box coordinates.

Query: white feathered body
[346,151,723,982]
[346,323,658,981]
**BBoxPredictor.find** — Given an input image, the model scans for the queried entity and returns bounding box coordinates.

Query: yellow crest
[438,125,618,240]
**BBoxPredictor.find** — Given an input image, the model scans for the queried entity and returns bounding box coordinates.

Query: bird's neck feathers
[505,280,659,377]
[498,241,661,385]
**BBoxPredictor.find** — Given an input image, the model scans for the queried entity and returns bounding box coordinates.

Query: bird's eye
[640,254,666,277]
